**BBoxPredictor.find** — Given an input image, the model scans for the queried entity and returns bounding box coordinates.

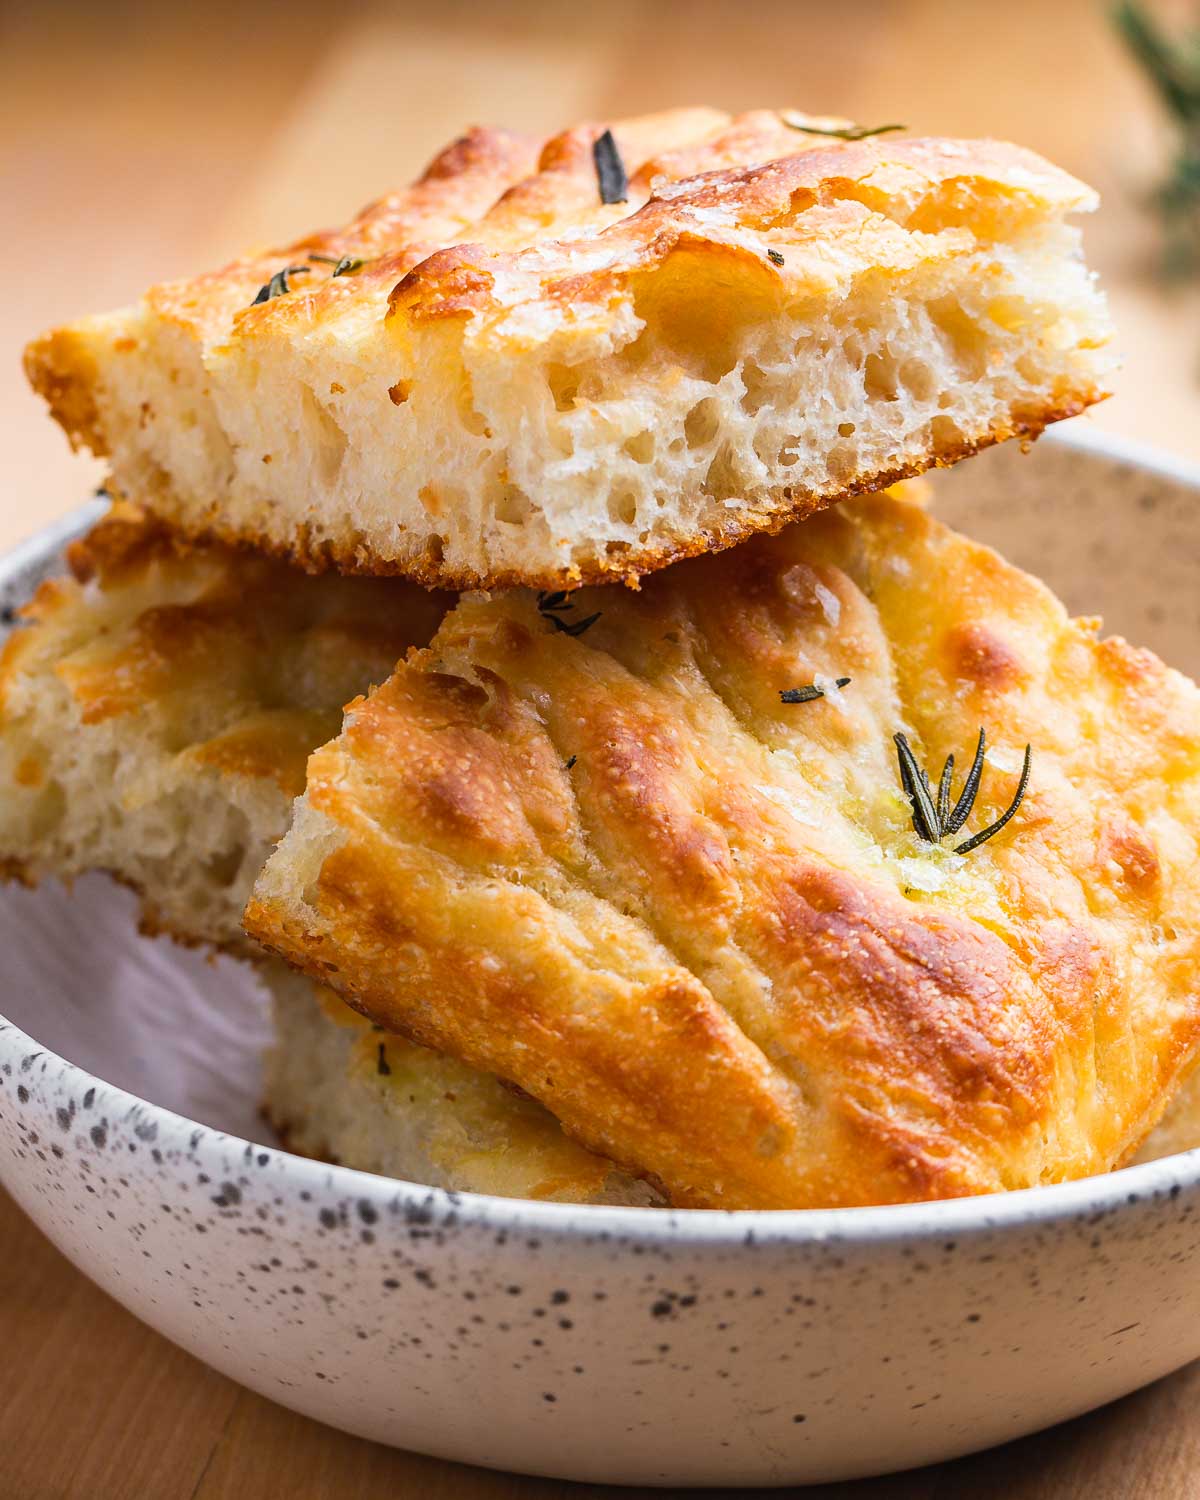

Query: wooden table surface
[4,0,1200,1493]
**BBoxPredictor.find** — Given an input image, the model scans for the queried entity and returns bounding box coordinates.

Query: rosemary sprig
[251,265,311,305]
[780,677,850,704]
[593,129,629,205]
[781,115,906,142]
[309,252,366,277]
[893,729,1032,855]
[537,590,601,638]
[1115,2,1200,275]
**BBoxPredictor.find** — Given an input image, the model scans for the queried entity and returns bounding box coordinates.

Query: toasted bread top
[248,492,1200,1208]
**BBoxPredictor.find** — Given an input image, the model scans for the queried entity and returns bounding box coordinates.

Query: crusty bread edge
[24,326,110,458]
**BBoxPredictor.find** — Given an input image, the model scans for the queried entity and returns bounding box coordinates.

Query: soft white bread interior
[26,108,1114,590]
[264,963,660,1204]
[0,504,445,950]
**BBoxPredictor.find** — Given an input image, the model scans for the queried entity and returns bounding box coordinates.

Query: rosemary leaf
[954,745,1033,855]
[251,265,311,305]
[547,610,602,638]
[537,589,601,637]
[308,252,365,277]
[781,115,906,142]
[942,729,985,835]
[936,753,955,832]
[593,129,629,205]
[780,676,850,705]
[894,733,941,843]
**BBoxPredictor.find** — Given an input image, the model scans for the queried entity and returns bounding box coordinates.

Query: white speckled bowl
[4,429,1200,1489]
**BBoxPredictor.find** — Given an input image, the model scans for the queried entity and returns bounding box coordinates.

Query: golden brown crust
[247,493,1200,1209]
[386,133,1095,327]
[23,329,109,458]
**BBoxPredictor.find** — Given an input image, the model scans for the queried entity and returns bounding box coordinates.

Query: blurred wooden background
[4,0,1200,1495]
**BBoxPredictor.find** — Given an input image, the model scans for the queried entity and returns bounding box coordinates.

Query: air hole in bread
[458,398,490,437]
[609,491,638,527]
[704,444,741,503]
[546,363,580,412]
[299,388,348,485]
[685,398,721,450]
[623,431,655,464]
[899,359,936,403]
[841,330,866,367]
[930,414,965,450]
[740,360,773,417]
[496,485,533,525]
[864,350,899,401]
[928,296,989,379]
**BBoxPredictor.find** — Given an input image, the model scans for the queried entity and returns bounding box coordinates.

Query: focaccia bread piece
[26,108,1113,590]
[247,491,1200,1210]
[0,503,446,950]
[264,964,659,1204]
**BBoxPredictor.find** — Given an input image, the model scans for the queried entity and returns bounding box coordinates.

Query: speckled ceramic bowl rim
[5,424,1200,1249]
